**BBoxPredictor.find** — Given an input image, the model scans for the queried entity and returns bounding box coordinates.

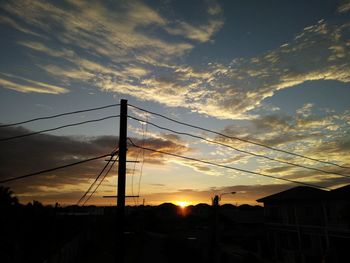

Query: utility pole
[117,99,127,263]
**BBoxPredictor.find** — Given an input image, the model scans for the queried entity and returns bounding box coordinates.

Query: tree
[0,185,19,208]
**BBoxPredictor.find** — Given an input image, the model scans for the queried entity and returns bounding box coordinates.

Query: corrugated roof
[256,186,327,203]
[329,184,350,199]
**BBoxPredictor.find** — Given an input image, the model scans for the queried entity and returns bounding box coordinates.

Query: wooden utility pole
[117,99,127,263]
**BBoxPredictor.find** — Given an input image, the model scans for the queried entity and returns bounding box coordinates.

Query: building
[257,185,350,263]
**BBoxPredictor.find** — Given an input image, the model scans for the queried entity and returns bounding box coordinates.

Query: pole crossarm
[103,195,140,198]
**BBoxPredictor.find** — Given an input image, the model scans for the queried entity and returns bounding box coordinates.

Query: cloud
[0,125,190,198]
[2,0,223,98]
[3,0,198,60]
[0,16,42,37]
[0,73,69,94]
[163,0,223,43]
[98,19,350,119]
[194,20,350,119]
[1,124,347,205]
[211,106,350,184]
[2,1,349,118]
[2,0,349,205]
[337,1,350,13]
[207,1,222,16]
[17,41,76,58]
[165,18,223,43]
[217,104,349,148]
[127,136,190,164]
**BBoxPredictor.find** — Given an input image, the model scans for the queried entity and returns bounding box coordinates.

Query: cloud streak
[0,73,69,94]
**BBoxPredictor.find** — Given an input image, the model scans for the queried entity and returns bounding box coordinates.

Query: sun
[176,201,189,208]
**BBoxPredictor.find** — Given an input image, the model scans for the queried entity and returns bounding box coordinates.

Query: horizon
[1,0,350,206]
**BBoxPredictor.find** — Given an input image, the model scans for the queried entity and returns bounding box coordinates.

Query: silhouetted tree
[30,200,44,207]
[0,185,18,208]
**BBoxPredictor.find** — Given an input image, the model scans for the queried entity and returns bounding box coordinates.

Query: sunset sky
[0,0,350,206]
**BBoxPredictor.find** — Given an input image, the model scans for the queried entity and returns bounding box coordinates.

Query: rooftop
[257,184,350,203]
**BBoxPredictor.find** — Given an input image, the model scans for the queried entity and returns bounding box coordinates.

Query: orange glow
[175,201,189,208]
[175,201,191,216]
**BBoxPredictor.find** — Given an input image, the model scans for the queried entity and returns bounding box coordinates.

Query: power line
[0,153,113,184]
[131,141,141,206]
[130,117,146,206]
[128,138,330,190]
[82,155,119,206]
[0,103,120,128]
[129,119,146,206]
[77,149,119,205]
[0,115,120,142]
[128,116,350,179]
[137,116,148,205]
[128,104,350,170]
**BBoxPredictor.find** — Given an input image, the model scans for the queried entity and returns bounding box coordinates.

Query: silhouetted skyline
[0,0,349,206]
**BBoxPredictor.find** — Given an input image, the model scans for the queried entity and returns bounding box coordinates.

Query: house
[257,185,350,263]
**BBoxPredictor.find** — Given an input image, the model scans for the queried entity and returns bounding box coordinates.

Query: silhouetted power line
[0,103,120,128]
[130,142,141,206]
[82,155,119,206]
[0,115,120,142]
[128,116,350,179]
[77,149,119,205]
[128,104,350,170]
[128,138,330,190]
[0,153,114,184]
[137,116,148,205]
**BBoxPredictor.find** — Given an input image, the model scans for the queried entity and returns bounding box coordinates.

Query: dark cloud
[263,166,295,174]
[0,125,190,198]
[251,114,293,132]
[127,136,190,164]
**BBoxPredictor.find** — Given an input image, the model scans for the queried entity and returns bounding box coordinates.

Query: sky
[0,0,350,206]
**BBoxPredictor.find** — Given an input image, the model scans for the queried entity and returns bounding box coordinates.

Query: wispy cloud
[211,104,350,185]
[0,15,42,37]
[95,18,350,119]
[0,73,69,94]
[337,0,350,13]
[217,103,349,148]
[2,0,349,119]
[165,19,223,43]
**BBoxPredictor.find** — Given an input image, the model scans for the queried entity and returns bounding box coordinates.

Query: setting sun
[175,201,189,208]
